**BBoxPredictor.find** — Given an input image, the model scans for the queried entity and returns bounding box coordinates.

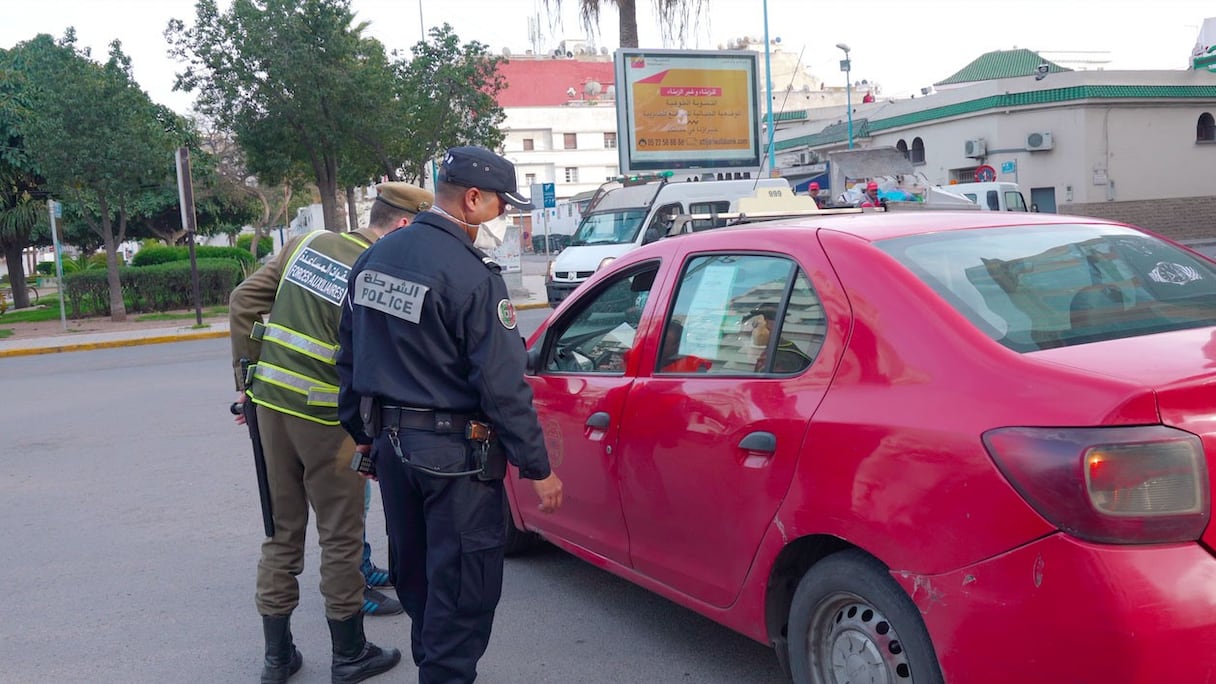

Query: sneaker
[361,586,403,616]
[363,564,391,588]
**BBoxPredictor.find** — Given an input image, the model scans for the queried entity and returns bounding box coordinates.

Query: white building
[774,48,1216,243]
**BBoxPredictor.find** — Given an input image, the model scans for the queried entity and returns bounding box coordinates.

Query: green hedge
[62,258,243,317]
[237,233,273,259]
[131,245,255,268]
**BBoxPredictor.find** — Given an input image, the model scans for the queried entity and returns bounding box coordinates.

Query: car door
[521,262,664,566]
[615,246,843,608]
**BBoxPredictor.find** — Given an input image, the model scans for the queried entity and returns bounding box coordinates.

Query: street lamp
[836,43,853,149]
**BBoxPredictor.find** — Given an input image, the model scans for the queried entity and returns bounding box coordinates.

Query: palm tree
[0,165,44,310]
[545,0,706,48]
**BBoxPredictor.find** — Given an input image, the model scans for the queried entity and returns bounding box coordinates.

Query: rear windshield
[877,224,1216,352]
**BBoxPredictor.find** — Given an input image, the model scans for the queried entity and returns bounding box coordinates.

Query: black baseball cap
[438,146,535,210]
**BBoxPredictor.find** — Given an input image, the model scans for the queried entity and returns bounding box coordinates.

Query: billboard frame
[614,48,762,175]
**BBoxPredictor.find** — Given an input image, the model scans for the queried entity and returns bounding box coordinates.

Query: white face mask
[474,217,509,250]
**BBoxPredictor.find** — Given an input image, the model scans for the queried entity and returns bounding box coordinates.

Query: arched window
[896,139,909,159]
[1198,113,1216,142]
[911,137,926,164]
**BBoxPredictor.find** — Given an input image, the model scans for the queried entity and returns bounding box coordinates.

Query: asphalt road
[0,308,787,684]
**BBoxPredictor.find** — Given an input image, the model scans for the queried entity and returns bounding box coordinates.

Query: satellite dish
[502,47,512,57]
[605,85,616,99]
[599,46,609,55]
[584,79,603,97]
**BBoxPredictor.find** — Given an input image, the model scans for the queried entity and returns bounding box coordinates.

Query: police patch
[497,299,517,330]
[353,270,429,324]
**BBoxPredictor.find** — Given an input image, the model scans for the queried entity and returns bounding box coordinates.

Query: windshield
[570,209,649,246]
[878,225,1216,352]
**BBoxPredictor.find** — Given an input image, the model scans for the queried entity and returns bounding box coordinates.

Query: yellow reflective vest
[247,231,371,425]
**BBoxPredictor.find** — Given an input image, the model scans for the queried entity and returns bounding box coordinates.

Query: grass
[0,297,227,324]
[0,328,12,339]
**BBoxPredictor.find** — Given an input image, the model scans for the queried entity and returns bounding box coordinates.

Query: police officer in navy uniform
[336,146,563,684]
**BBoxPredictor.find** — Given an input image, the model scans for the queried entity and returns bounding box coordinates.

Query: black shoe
[328,612,402,684]
[261,615,304,683]
[362,564,391,587]
[360,586,403,616]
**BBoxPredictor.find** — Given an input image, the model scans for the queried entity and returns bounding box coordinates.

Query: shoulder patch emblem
[497,299,518,330]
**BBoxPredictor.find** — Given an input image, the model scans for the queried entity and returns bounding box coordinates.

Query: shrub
[62,258,243,317]
[236,233,273,259]
[132,244,254,269]
[35,262,56,276]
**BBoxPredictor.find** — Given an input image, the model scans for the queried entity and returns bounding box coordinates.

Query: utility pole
[176,147,203,326]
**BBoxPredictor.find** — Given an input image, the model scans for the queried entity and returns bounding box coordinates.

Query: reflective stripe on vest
[258,322,339,364]
[252,362,340,407]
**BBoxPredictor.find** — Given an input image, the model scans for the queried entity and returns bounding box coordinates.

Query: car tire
[503,492,540,557]
[788,549,943,684]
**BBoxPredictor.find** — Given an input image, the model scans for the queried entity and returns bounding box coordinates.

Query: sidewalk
[0,273,551,359]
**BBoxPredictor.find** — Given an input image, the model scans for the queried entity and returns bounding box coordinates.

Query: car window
[659,254,824,375]
[1004,191,1027,211]
[644,202,683,241]
[545,265,659,373]
[687,201,731,231]
[878,225,1216,352]
[985,190,1000,211]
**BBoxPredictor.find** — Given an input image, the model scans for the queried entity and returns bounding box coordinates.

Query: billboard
[614,49,761,173]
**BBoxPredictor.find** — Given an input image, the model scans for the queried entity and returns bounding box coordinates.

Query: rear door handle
[738,431,776,453]
[585,412,611,429]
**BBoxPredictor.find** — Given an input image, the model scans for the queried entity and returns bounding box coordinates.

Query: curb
[0,329,229,359]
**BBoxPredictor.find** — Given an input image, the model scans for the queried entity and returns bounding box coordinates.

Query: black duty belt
[379,406,476,434]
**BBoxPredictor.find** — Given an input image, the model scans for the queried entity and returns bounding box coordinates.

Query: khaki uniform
[230,228,378,620]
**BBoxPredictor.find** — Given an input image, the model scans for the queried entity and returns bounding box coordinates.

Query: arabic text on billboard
[618,51,759,171]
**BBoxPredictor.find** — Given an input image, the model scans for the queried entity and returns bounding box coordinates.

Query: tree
[0,50,49,310]
[19,33,184,321]
[544,0,706,49]
[168,0,390,232]
[387,24,508,184]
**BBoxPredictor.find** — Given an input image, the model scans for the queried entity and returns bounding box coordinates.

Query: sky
[1,0,1211,114]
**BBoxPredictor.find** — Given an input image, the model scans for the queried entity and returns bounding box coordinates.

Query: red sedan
[506,210,1216,683]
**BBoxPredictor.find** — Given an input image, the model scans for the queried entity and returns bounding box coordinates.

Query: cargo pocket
[456,524,506,615]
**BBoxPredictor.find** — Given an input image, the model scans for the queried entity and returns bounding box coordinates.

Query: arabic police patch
[497,299,517,330]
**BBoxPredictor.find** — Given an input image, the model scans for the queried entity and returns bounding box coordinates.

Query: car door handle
[738,431,776,453]
[585,412,611,429]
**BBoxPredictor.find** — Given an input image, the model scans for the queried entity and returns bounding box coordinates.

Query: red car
[506,210,1216,683]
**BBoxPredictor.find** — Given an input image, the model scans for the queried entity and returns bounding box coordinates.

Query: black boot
[261,615,303,683]
[328,612,401,684]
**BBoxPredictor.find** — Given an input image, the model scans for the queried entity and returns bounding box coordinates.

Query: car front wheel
[788,550,943,684]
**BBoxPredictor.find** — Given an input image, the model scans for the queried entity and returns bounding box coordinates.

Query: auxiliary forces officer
[336,146,563,684]
[230,182,434,684]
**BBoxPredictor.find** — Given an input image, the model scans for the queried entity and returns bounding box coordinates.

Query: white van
[941,182,1028,212]
[545,177,791,306]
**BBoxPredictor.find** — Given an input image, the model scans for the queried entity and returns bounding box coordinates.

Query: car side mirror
[642,226,662,245]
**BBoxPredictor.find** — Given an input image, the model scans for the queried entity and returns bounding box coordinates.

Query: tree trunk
[345,186,360,232]
[2,243,31,309]
[619,0,639,48]
[98,198,127,322]
[313,153,343,232]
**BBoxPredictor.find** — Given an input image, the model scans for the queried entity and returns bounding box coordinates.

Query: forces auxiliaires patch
[497,299,517,330]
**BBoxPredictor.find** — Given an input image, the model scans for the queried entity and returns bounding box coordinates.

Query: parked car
[508,209,1216,683]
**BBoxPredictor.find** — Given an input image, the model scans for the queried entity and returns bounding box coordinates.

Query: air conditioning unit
[1026,131,1054,151]
[963,138,987,158]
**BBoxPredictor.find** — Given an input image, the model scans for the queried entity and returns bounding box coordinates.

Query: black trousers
[374,429,506,684]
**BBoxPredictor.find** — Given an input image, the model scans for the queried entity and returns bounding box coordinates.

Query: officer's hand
[232,392,247,426]
[532,472,563,513]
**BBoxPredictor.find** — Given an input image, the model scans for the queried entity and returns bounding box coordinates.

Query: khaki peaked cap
[375,182,434,214]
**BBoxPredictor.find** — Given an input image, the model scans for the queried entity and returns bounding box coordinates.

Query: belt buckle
[435,412,453,433]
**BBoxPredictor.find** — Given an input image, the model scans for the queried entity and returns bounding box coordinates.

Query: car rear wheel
[503,492,540,556]
[789,550,943,684]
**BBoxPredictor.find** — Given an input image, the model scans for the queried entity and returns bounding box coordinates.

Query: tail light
[983,425,1210,544]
